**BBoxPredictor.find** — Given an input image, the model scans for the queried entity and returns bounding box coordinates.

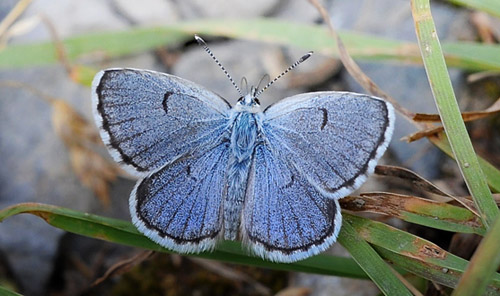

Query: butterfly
[91,35,394,263]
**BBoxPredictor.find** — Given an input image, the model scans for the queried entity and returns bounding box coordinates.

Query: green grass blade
[446,0,500,18]
[3,203,500,290]
[1,19,500,71]
[410,0,498,228]
[453,214,500,296]
[345,213,500,292]
[0,203,367,279]
[374,248,500,295]
[0,286,22,296]
[339,221,412,295]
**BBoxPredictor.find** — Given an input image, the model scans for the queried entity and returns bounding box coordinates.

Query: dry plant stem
[92,250,154,287]
[0,80,55,104]
[0,0,32,41]
[410,0,498,228]
[39,14,73,74]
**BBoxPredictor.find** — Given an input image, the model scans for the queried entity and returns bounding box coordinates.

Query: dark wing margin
[130,141,230,253]
[92,68,231,177]
[262,91,395,199]
[241,144,342,263]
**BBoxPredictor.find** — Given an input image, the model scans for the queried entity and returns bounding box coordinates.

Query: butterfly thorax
[224,96,261,240]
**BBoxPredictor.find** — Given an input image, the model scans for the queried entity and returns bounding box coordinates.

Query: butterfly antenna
[195,35,243,97]
[255,51,313,98]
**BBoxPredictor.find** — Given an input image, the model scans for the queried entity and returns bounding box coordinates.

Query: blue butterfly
[91,35,394,263]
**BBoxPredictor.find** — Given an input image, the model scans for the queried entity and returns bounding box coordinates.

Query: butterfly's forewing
[241,144,342,263]
[92,69,231,177]
[130,141,230,253]
[262,92,395,199]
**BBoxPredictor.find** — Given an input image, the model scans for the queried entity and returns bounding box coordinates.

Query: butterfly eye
[237,97,244,102]
[254,98,260,105]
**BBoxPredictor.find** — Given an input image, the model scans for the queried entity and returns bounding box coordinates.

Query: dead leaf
[375,165,478,215]
[1,81,121,206]
[340,193,483,230]
[404,97,500,142]
[51,99,120,206]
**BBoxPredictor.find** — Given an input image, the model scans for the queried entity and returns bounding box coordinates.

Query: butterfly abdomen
[224,112,258,240]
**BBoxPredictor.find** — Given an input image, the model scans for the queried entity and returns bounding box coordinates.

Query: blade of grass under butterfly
[0,286,22,296]
[338,220,413,295]
[344,213,500,292]
[410,0,499,228]
[0,203,367,279]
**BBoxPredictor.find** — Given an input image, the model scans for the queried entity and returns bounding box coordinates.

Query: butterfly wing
[241,144,342,263]
[130,141,230,253]
[92,68,231,177]
[262,91,394,199]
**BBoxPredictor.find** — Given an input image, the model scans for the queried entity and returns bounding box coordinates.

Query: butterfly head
[235,86,261,113]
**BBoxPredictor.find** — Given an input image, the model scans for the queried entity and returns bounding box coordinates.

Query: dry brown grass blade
[375,165,479,216]
[340,192,483,230]
[307,0,417,124]
[1,81,121,206]
[39,14,96,85]
[91,251,154,287]
[412,97,500,122]
[404,97,500,142]
[51,99,119,206]
[0,0,33,47]
[190,257,272,296]
[39,14,73,75]
[470,12,497,44]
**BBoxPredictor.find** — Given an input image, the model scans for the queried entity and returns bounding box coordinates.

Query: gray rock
[174,0,279,19]
[0,66,96,295]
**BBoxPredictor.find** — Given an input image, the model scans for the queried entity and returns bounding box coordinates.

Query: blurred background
[0,0,499,295]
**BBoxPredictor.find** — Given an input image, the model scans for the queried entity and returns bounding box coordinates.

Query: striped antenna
[255,51,313,98]
[194,35,243,97]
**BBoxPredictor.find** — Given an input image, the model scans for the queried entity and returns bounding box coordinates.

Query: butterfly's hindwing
[263,91,394,199]
[241,144,342,263]
[130,141,230,253]
[92,69,231,176]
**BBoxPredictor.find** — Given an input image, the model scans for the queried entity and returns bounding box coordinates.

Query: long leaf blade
[0,203,367,279]
[1,19,500,71]
[410,0,498,228]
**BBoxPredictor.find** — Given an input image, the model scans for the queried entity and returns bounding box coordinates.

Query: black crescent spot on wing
[162,92,173,114]
[320,108,328,130]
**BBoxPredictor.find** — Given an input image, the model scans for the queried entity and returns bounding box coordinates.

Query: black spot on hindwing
[320,108,328,130]
[162,92,173,114]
